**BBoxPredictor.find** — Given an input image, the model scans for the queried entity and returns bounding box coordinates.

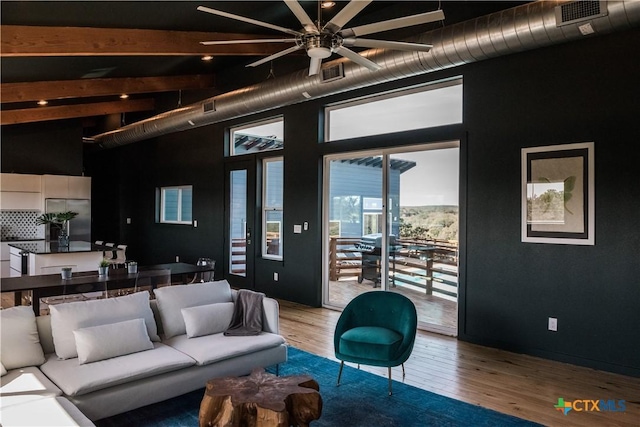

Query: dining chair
[103,242,116,260]
[108,245,127,268]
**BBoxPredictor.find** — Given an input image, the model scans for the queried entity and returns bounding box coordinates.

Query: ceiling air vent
[555,1,608,26]
[321,63,345,83]
[203,100,215,113]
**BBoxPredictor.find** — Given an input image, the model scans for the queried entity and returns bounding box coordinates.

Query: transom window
[159,185,193,224]
[325,78,463,142]
[230,117,284,156]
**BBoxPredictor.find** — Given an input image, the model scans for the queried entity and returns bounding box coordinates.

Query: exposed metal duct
[92,0,640,149]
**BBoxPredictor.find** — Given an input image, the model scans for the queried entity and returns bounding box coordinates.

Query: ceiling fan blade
[201,38,297,45]
[341,10,445,38]
[197,5,302,37]
[342,38,433,52]
[308,57,322,76]
[246,44,304,68]
[323,0,373,34]
[334,46,381,72]
[284,0,319,34]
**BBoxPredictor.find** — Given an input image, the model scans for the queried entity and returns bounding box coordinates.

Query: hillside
[399,205,458,241]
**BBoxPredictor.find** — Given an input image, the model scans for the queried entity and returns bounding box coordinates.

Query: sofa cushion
[182,302,234,338]
[40,343,195,397]
[73,318,154,364]
[49,291,159,359]
[164,332,285,366]
[154,280,233,339]
[0,396,95,427]
[0,306,46,370]
[0,366,62,409]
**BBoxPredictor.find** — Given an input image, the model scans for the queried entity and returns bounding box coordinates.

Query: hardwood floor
[279,299,640,427]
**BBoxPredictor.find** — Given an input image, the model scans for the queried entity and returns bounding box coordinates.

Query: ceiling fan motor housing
[304,33,336,58]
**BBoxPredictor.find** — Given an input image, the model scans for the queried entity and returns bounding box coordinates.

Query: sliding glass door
[323,143,459,335]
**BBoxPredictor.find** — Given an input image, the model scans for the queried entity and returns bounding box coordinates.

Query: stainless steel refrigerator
[45,199,91,242]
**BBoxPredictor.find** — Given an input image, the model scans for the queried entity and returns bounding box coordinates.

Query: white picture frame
[522,142,594,245]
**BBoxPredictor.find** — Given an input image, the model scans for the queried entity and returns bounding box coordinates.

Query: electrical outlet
[548,317,558,332]
[126,218,131,224]
[175,256,180,262]
[193,220,198,228]
[273,272,278,281]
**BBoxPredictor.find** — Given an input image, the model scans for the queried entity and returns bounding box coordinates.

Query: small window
[230,117,284,156]
[263,158,283,260]
[325,78,462,142]
[159,185,192,224]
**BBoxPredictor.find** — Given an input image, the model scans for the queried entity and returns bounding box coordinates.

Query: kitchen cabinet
[0,192,42,210]
[0,173,41,193]
[1,260,11,278]
[43,175,91,199]
[68,176,92,199]
[0,173,43,211]
[1,242,11,278]
[9,245,24,276]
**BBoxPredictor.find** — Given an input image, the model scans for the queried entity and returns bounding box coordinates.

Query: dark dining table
[1,262,215,315]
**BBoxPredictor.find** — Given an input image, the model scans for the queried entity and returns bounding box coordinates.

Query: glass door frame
[224,159,256,290]
[322,141,460,333]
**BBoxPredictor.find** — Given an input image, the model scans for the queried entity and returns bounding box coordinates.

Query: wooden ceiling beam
[1,74,215,104]
[1,25,296,57]
[1,98,155,125]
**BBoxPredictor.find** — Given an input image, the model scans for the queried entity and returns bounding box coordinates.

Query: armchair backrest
[335,291,417,355]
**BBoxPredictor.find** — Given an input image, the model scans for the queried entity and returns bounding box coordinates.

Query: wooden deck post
[425,256,433,295]
[329,237,337,281]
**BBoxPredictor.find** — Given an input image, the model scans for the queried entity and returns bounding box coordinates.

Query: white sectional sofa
[0,280,287,426]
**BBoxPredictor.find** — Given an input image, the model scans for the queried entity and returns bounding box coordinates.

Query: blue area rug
[96,346,542,426]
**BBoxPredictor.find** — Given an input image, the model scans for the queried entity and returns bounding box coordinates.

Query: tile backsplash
[0,210,45,240]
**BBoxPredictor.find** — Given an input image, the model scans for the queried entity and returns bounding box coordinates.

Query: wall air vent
[321,63,345,83]
[556,1,608,27]
[203,101,215,113]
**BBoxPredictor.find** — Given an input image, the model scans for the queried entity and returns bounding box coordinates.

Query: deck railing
[329,236,459,298]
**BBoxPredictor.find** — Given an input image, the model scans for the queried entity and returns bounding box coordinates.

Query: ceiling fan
[197,0,444,76]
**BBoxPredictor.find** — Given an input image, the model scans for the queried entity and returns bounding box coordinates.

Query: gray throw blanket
[224,289,265,336]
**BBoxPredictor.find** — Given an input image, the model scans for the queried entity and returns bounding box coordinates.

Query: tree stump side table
[199,368,322,427]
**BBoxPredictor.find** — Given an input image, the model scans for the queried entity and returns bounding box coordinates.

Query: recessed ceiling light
[321,1,335,8]
[202,55,214,61]
[120,94,129,99]
[37,100,48,106]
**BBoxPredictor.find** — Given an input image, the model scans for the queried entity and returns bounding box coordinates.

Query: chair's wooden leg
[337,361,344,386]
[388,367,393,396]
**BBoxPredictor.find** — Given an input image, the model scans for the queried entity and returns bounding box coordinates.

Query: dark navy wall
[1,119,84,175]
[459,28,640,376]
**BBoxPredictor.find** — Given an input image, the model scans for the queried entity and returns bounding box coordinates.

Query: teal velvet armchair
[334,291,418,395]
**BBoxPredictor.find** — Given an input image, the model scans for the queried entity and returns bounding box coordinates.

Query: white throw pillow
[73,318,154,364]
[0,306,46,370]
[182,302,235,338]
[1,361,7,376]
[50,291,159,359]
[154,280,233,339]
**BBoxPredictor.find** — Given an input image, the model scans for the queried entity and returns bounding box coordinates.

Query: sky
[394,147,459,206]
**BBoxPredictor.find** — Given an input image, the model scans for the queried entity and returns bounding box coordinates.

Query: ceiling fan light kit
[198,0,444,76]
